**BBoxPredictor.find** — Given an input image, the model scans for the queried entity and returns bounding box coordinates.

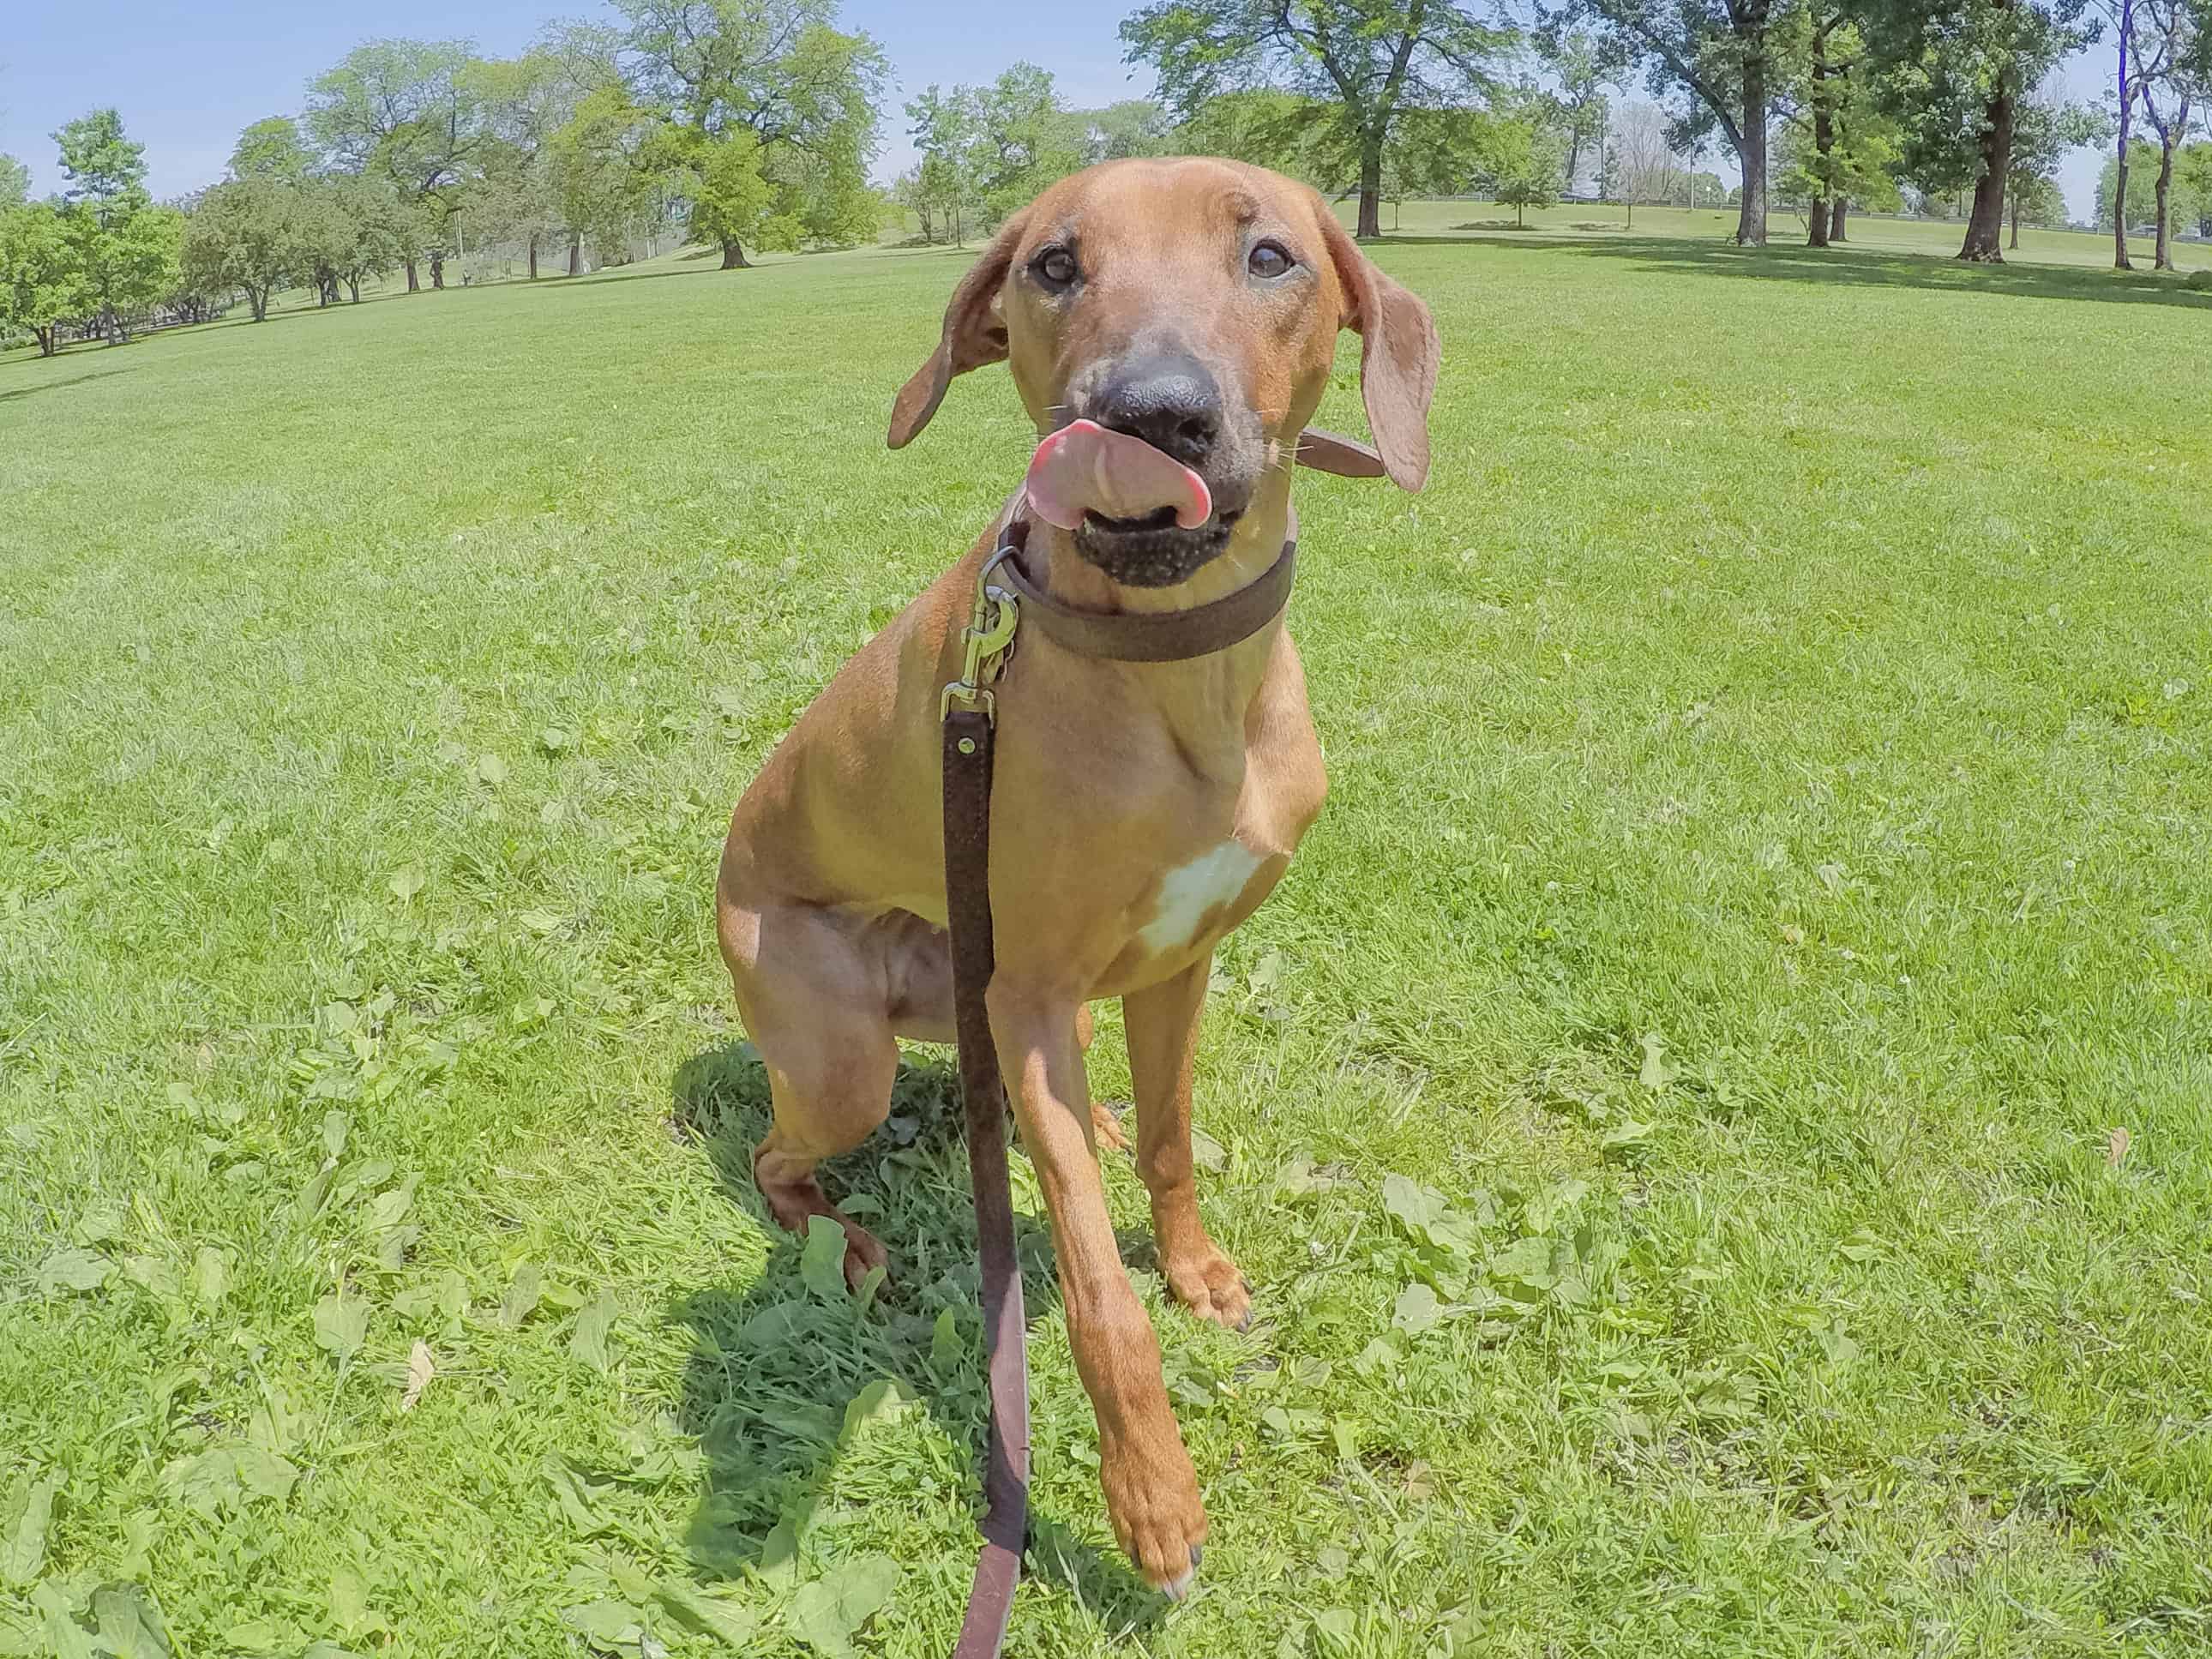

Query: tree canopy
[1121,0,1513,238]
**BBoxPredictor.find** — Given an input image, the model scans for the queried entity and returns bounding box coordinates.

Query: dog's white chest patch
[1140,840,1264,953]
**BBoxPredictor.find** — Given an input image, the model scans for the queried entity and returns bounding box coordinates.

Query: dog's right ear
[888,213,1030,448]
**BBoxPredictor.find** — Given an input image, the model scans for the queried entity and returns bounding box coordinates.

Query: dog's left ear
[888,212,1030,448]
[1319,216,1440,492]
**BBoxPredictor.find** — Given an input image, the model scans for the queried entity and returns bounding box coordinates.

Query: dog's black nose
[1091,355,1223,470]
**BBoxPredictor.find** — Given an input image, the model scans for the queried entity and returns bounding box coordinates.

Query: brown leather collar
[991,517,1296,664]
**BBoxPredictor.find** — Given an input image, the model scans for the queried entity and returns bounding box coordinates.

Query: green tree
[1775,11,1907,244]
[2096,135,2167,225]
[1166,87,1335,183]
[473,30,628,278]
[180,176,299,322]
[1477,111,1567,223]
[306,39,490,292]
[968,63,1085,227]
[2177,139,2212,233]
[905,85,984,243]
[1538,0,1784,245]
[1,153,28,207]
[2131,0,2209,267]
[617,0,887,268]
[1860,0,2097,261]
[231,117,316,183]
[1079,100,1173,160]
[53,109,177,340]
[324,174,412,301]
[1539,30,1625,189]
[550,86,665,273]
[0,201,90,355]
[2005,97,2105,246]
[1122,0,1514,240]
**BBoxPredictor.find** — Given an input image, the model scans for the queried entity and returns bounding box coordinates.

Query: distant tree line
[2,0,887,351]
[7,0,2209,355]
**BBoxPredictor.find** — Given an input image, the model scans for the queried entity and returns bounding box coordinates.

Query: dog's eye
[1247,240,1295,280]
[1034,246,1079,289]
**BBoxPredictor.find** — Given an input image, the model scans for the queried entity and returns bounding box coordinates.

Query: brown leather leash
[937,427,1378,1657]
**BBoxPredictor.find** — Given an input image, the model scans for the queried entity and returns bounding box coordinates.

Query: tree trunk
[1957,84,2013,261]
[430,251,445,289]
[528,234,538,280]
[2009,190,2021,249]
[35,324,57,356]
[1356,135,1384,239]
[1808,27,1833,247]
[1831,199,1847,240]
[346,276,361,304]
[1734,22,1770,245]
[405,257,419,292]
[2113,0,2134,270]
[719,237,750,269]
[569,233,582,276]
[2153,129,2176,269]
[1566,132,1584,194]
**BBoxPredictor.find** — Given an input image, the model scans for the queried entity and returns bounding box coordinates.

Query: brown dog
[715,157,1437,1593]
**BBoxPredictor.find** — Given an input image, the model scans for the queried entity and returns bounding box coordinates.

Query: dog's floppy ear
[1318,215,1440,492]
[888,212,1030,448]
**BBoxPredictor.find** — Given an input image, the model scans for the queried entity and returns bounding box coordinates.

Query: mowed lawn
[3,220,2211,1659]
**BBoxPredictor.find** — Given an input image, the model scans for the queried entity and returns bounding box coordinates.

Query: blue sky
[2,2,2116,219]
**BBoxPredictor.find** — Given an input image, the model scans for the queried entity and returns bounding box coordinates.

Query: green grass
[4,219,2211,1659]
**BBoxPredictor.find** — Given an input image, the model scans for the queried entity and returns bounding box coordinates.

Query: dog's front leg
[1125,957,1251,1331]
[985,983,1207,1596]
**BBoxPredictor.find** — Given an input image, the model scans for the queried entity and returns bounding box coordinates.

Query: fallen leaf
[159,1446,298,1518]
[388,865,425,903]
[35,1247,111,1296]
[786,1554,897,1658]
[799,1216,851,1303]
[400,1341,434,1411]
[475,752,508,786]
[193,1247,229,1307]
[1392,1283,1442,1334]
[926,1308,962,1375]
[1189,1128,1229,1172]
[3,1472,61,1585]
[839,1379,910,1442]
[499,1263,544,1328]
[1638,1031,1676,1091]
[561,1600,648,1650]
[571,1291,618,1373]
[2107,1127,2131,1168]
[89,1583,173,1659]
[654,1584,760,1649]
[314,1292,370,1362]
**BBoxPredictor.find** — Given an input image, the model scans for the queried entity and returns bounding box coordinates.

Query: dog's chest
[1138,839,1267,953]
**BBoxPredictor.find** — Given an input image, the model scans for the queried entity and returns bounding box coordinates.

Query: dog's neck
[1007,466,1293,774]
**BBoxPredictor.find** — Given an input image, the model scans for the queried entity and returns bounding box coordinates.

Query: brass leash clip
[941,544,1022,723]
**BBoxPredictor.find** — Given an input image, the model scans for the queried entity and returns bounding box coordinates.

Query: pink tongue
[1023,418,1212,532]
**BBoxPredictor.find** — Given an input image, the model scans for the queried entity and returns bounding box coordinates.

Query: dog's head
[888,158,1439,586]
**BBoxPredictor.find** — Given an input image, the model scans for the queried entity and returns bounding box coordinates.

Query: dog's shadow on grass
[665,1041,1165,1633]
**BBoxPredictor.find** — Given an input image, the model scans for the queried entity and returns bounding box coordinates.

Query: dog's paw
[1090,1098,1130,1156]
[837,1222,889,1290]
[1099,1431,1208,1597]
[1163,1244,1251,1331]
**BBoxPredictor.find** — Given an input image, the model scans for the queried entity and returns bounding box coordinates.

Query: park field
[3,220,2212,1658]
